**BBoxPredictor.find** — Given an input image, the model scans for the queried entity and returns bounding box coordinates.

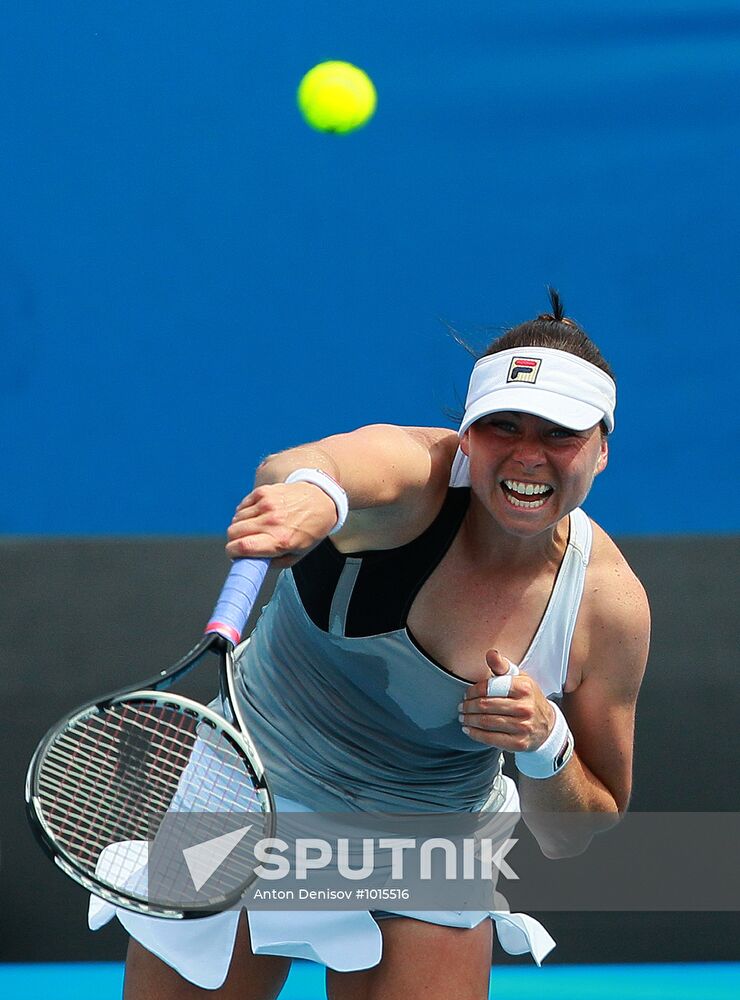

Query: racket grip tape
[205,558,270,645]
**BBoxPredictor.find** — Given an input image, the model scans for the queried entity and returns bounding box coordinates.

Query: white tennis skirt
[88,776,555,990]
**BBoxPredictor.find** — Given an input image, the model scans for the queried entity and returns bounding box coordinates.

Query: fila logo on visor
[507,357,542,383]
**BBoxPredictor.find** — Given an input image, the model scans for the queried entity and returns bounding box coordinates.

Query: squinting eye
[549,429,573,438]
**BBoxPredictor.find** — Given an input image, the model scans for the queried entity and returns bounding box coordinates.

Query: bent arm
[519,562,651,857]
[226,424,459,562]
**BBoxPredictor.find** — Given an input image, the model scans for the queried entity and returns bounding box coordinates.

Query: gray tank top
[233,492,593,813]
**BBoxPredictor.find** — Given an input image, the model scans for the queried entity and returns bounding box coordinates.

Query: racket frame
[26,631,275,918]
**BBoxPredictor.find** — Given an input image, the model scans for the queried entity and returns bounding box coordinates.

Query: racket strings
[38,704,190,878]
[36,699,264,902]
[49,709,257,788]
[54,720,255,789]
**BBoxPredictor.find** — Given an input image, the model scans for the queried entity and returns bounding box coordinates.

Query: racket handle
[205,558,270,645]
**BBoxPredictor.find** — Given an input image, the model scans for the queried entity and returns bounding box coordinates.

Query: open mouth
[500,479,554,509]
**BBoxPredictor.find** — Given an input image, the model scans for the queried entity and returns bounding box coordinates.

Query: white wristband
[284,468,349,535]
[514,700,574,779]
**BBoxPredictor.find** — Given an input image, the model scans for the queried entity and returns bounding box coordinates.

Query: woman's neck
[460,494,570,573]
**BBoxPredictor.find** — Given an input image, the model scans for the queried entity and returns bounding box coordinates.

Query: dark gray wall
[1,537,738,963]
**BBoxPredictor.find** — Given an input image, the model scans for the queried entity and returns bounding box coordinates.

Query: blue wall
[2,2,738,534]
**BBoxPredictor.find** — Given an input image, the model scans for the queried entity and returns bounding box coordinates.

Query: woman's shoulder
[581,516,651,644]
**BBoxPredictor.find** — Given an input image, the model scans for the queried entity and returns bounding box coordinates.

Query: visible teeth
[505,494,547,509]
[504,480,551,496]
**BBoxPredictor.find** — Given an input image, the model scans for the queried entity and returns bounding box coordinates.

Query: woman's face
[460,410,608,536]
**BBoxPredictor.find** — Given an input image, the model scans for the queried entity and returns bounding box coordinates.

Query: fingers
[459,697,536,749]
[463,672,523,705]
[225,482,337,560]
[460,654,538,749]
[233,493,260,515]
[460,646,553,750]
[458,710,521,734]
[231,485,284,523]
[486,648,514,676]
[486,665,519,698]
[461,695,522,717]
[460,725,531,750]
[227,490,289,555]
[225,532,292,559]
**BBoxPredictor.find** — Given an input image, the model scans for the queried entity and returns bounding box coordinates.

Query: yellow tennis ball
[297,61,377,134]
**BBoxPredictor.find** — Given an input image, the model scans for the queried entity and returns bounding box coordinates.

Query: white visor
[459,346,616,436]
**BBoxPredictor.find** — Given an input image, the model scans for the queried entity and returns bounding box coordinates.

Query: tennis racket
[26,557,274,919]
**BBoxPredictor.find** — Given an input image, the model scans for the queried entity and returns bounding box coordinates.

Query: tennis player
[112,292,650,999]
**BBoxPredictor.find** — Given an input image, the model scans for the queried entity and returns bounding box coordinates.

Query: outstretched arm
[226,424,458,564]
